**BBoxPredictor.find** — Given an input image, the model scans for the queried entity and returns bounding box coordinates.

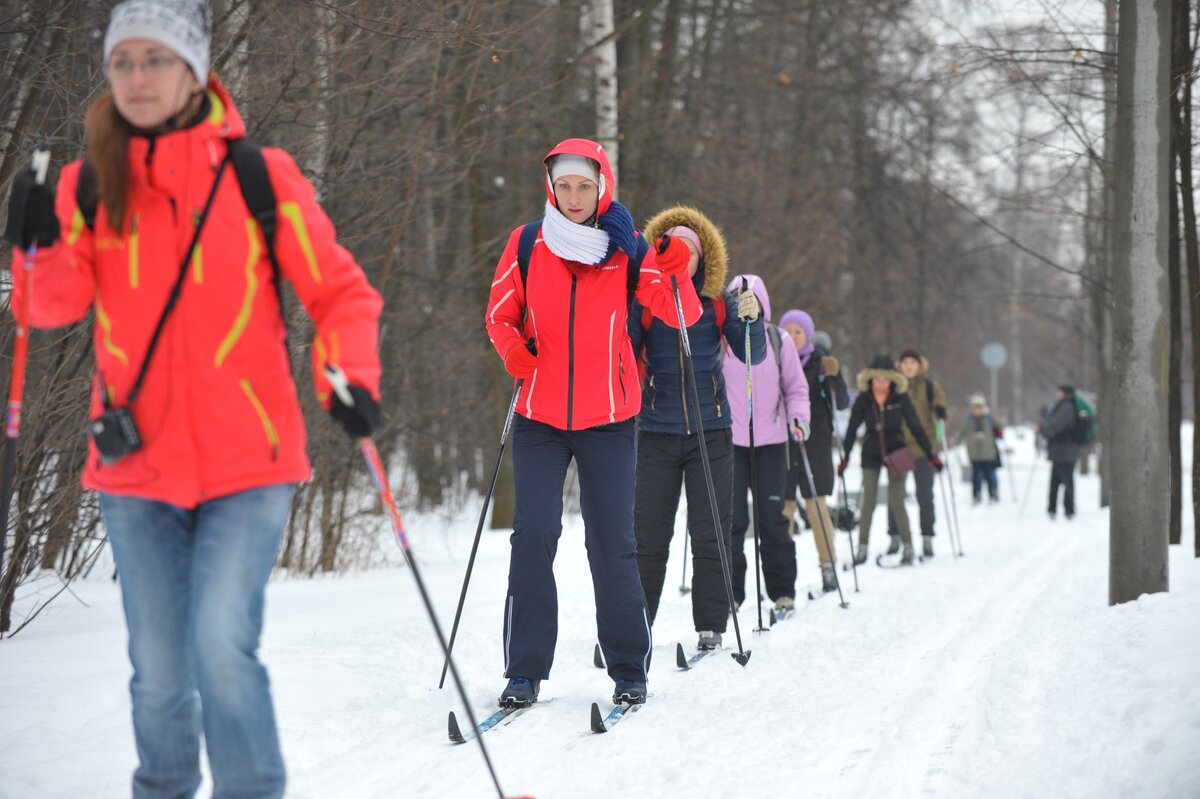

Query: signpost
[981,343,1007,413]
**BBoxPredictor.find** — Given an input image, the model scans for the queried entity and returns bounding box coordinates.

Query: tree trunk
[592,0,620,181]
[1168,0,1187,546]
[1178,0,1200,558]
[1109,0,1171,604]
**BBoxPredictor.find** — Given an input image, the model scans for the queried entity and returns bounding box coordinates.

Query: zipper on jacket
[650,374,657,413]
[712,373,722,418]
[618,351,627,405]
[128,213,140,288]
[566,273,577,431]
[191,208,203,283]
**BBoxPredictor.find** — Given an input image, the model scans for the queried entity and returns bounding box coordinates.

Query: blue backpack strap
[627,233,649,298]
[517,221,542,288]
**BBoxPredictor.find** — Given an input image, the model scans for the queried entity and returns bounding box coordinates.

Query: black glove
[330,384,382,438]
[4,169,60,250]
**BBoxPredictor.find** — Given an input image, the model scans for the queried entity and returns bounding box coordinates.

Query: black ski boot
[900,544,915,566]
[886,535,901,555]
[499,677,540,708]
[854,544,868,565]
[613,678,647,705]
[922,535,934,559]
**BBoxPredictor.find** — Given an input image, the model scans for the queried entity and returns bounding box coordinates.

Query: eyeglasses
[103,54,183,80]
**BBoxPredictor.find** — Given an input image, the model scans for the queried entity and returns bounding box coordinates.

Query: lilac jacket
[721,274,810,447]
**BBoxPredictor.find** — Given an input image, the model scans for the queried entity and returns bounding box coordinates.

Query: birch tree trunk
[307,3,337,198]
[592,0,620,183]
[1109,0,1171,604]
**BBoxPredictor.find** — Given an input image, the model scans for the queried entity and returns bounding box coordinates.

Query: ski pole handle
[325,363,356,415]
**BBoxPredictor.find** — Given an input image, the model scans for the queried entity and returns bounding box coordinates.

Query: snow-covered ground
[2,429,1198,799]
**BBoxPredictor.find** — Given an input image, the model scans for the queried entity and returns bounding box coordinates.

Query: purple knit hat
[779,309,815,364]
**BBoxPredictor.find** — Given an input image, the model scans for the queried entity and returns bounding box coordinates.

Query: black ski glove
[330,384,383,439]
[4,169,60,250]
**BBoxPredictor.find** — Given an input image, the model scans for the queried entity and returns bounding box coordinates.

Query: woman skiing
[779,308,849,592]
[630,206,765,654]
[839,355,942,566]
[721,275,810,618]
[3,2,382,795]
[485,139,700,708]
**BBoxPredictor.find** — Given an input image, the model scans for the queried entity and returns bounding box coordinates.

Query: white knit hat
[548,154,599,183]
[104,0,213,87]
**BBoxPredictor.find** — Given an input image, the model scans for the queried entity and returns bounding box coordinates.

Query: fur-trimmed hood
[856,367,909,394]
[642,205,728,300]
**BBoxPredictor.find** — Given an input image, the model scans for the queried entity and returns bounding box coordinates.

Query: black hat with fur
[856,353,909,393]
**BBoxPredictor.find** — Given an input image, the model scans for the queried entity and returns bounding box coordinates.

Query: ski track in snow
[1,430,1199,799]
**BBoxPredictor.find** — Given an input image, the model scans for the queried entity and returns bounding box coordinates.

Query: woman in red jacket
[3,2,381,796]
[486,138,700,708]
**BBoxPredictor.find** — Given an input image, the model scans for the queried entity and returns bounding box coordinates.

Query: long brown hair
[84,93,133,232]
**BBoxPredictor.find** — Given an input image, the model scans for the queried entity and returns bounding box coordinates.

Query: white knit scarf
[541,200,610,265]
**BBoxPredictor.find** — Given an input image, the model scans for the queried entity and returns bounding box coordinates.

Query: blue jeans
[101,484,294,799]
[972,462,999,499]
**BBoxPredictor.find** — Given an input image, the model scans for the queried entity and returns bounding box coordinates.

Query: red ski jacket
[11,78,382,508]
[485,139,701,430]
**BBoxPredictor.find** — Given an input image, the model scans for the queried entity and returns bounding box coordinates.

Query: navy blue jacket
[629,268,766,435]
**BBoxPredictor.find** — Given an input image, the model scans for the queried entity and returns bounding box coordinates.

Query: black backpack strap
[228,140,279,276]
[76,160,99,231]
[227,139,291,362]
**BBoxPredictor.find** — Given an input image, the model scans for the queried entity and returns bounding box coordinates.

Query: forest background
[2,0,1190,631]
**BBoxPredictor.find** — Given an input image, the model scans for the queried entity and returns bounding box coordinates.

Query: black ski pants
[731,443,796,604]
[888,457,936,538]
[505,416,651,684]
[634,428,733,633]
[1049,459,1076,516]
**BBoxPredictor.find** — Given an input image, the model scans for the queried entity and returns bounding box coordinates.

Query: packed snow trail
[1,429,1198,798]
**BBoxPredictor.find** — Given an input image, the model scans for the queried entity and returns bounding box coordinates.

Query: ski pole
[1020,448,1040,516]
[829,398,860,592]
[797,432,847,608]
[741,278,768,633]
[1003,436,1018,504]
[439,379,522,690]
[936,422,964,554]
[665,251,750,666]
[678,528,691,595]
[326,367,517,799]
[935,420,964,557]
[0,141,50,595]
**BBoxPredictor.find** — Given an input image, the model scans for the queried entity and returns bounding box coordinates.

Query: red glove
[837,458,849,477]
[654,235,691,278]
[929,456,944,473]
[504,343,538,380]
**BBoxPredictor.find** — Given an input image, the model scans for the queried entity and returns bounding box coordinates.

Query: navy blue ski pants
[504,415,652,683]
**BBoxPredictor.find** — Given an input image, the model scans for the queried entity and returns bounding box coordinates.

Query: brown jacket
[901,356,947,456]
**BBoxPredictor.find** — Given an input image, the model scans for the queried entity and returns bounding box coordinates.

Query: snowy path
[2,432,1199,799]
